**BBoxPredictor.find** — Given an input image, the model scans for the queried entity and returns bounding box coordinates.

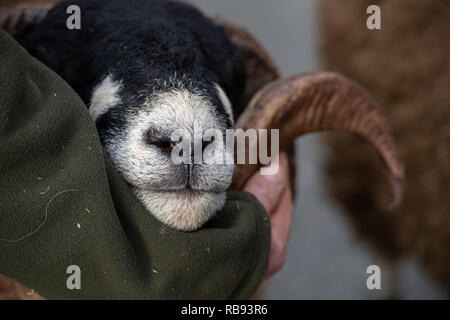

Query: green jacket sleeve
[0,30,271,299]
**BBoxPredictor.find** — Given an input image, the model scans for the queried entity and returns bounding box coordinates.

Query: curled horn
[231,72,404,208]
[215,17,403,208]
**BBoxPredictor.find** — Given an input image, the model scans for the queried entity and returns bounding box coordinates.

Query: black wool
[19,0,246,120]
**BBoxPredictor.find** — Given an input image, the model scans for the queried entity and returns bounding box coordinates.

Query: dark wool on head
[20,0,246,231]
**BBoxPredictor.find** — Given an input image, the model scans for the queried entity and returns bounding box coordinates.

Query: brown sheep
[319,0,450,293]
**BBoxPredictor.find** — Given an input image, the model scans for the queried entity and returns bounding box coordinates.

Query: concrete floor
[188,0,447,299]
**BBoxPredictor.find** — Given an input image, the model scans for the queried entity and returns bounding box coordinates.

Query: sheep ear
[213,17,280,108]
[0,0,58,37]
[232,72,404,209]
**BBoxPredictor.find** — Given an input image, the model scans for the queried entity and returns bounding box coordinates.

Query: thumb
[243,153,288,214]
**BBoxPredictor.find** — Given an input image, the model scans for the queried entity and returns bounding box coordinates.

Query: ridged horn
[231,72,404,208]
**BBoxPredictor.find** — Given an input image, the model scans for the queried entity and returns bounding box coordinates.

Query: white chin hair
[133,188,226,231]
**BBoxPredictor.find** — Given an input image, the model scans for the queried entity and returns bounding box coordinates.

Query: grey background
[188,0,447,299]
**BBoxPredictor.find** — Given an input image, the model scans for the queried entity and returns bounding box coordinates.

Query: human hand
[243,152,293,279]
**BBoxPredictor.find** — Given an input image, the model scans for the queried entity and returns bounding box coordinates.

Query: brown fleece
[320,0,450,292]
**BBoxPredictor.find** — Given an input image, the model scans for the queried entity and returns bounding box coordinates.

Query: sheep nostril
[146,134,174,152]
[154,141,171,151]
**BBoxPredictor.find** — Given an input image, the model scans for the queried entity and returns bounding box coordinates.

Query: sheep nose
[190,142,195,160]
[171,140,197,162]
[190,141,203,163]
[202,136,215,151]
[172,138,215,163]
[188,139,214,163]
[145,135,175,152]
